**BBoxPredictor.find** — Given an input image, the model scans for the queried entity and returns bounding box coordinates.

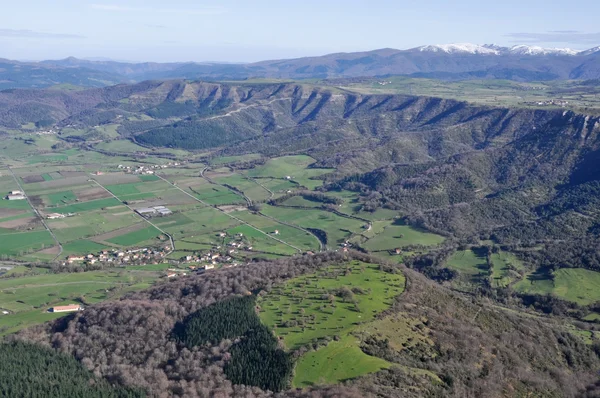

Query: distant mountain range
[1,43,600,89]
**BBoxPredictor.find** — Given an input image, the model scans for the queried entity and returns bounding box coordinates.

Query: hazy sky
[2,0,600,62]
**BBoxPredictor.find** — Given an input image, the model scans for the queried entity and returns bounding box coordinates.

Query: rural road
[90,179,176,253]
[155,173,304,253]
[7,166,63,261]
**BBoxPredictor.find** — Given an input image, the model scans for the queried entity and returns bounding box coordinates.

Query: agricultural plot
[258,178,298,196]
[259,261,405,386]
[234,210,320,252]
[106,225,163,246]
[94,140,151,153]
[226,224,298,256]
[0,231,55,258]
[46,190,77,205]
[187,183,245,206]
[280,196,323,208]
[50,198,122,214]
[212,174,272,203]
[261,205,364,247]
[211,153,262,165]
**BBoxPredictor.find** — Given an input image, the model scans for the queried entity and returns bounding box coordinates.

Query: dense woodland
[7,251,600,397]
[0,342,145,398]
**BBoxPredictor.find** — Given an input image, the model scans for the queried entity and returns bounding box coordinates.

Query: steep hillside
[13,251,600,397]
[3,80,600,248]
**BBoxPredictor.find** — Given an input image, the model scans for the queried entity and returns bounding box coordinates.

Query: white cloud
[0,29,84,39]
[90,4,228,15]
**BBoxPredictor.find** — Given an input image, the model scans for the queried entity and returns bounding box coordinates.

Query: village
[62,231,258,276]
[117,161,182,175]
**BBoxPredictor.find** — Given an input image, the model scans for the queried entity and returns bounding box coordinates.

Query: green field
[189,184,245,205]
[106,183,139,196]
[95,140,150,153]
[0,269,161,335]
[490,251,524,288]
[0,199,31,210]
[138,174,159,182]
[281,196,323,208]
[0,231,55,257]
[47,190,77,205]
[514,268,600,305]
[259,261,405,386]
[226,224,298,256]
[293,334,392,387]
[234,211,321,252]
[262,205,364,247]
[213,174,272,203]
[51,198,121,214]
[211,153,261,165]
[107,225,162,246]
[362,222,445,251]
[245,155,334,189]
[62,240,111,255]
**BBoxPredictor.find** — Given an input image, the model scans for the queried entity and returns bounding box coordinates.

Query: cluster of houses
[117,162,181,175]
[36,129,57,136]
[5,190,26,201]
[532,99,570,107]
[65,247,171,266]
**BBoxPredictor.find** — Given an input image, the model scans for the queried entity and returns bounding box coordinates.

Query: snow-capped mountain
[413,43,597,56]
[508,45,579,56]
[578,46,600,56]
[415,43,501,55]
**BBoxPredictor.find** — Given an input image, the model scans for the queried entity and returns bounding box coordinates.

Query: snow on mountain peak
[579,46,600,56]
[416,43,500,55]
[509,45,579,56]
[413,43,587,56]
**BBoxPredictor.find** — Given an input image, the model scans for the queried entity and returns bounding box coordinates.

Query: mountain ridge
[1,43,599,89]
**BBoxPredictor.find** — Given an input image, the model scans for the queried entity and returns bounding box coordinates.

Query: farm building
[135,206,173,217]
[46,213,65,219]
[9,190,23,195]
[50,304,83,313]
[6,194,25,200]
[136,207,156,216]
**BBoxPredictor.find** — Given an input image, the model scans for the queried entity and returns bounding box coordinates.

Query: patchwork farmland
[0,142,445,335]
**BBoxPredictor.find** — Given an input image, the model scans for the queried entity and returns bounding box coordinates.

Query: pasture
[261,205,364,247]
[259,261,405,386]
[292,335,392,387]
[514,268,600,305]
[0,269,162,335]
[361,222,445,251]
[245,155,334,189]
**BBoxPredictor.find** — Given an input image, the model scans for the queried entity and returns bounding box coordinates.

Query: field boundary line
[90,179,176,253]
[155,174,303,253]
[6,166,63,261]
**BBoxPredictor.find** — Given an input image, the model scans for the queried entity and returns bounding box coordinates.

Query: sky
[2,0,600,63]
